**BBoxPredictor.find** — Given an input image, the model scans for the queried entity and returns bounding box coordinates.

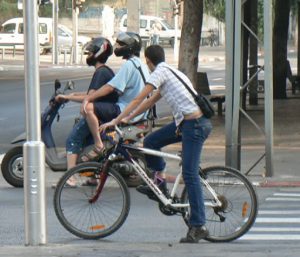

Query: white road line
[240,234,300,240]
[274,193,300,197]
[250,227,300,232]
[0,154,3,164]
[259,210,300,215]
[266,197,300,201]
[255,218,300,223]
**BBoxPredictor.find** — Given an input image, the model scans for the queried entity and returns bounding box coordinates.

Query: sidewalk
[0,46,225,71]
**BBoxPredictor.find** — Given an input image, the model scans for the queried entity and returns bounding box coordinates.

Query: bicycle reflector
[89,224,105,231]
[242,202,249,218]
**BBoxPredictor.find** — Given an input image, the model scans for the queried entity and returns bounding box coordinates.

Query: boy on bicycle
[100,45,212,243]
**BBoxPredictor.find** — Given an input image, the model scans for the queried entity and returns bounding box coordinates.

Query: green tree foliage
[204,0,225,22]
[0,0,22,24]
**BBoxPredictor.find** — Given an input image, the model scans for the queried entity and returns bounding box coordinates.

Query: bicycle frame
[105,126,222,210]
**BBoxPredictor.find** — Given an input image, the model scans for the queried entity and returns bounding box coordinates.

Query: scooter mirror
[65,80,75,91]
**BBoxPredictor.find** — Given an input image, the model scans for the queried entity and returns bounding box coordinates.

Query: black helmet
[114,32,142,58]
[84,37,113,66]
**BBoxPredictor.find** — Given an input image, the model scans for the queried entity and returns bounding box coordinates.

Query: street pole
[72,0,79,64]
[173,1,179,61]
[52,0,59,64]
[263,0,274,177]
[23,0,47,246]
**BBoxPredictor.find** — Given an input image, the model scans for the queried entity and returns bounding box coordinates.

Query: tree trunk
[178,0,203,88]
[273,0,290,99]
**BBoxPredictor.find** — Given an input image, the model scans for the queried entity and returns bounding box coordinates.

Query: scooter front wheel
[1,146,24,187]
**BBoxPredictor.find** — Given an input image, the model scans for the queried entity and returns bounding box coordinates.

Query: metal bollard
[1,48,5,60]
[63,49,67,65]
[69,46,74,64]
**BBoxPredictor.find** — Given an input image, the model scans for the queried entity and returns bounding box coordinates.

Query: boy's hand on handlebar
[121,116,130,124]
[55,94,67,103]
[99,119,117,133]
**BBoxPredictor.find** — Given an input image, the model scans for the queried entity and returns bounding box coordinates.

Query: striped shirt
[147,62,200,126]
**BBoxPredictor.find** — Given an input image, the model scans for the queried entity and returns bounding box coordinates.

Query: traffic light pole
[23,0,47,246]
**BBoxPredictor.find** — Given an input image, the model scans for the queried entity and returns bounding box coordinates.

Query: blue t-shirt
[108,56,150,120]
[88,65,118,103]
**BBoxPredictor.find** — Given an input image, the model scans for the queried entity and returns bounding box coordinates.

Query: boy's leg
[143,121,181,173]
[181,117,212,226]
[82,102,120,161]
[83,102,103,151]
[66,118,92,169]
[137,121,181,199]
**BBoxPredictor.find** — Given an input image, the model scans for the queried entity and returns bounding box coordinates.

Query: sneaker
[179,225,209,243]
[136,174,169,201]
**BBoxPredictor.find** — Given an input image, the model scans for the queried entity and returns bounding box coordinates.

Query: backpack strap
[129,59,157,125]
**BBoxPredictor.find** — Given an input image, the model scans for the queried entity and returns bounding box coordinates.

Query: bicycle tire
[53,162,130,239]
[181,166,258,242]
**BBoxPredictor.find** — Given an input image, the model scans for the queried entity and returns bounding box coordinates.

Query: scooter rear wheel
[1,146,24,187]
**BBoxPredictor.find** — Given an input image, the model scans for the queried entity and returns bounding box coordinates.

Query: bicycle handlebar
[114,125,124,138]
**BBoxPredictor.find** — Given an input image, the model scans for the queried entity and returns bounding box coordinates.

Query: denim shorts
[66,118,93,154]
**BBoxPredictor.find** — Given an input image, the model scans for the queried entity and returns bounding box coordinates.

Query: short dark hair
[144,45,165,66]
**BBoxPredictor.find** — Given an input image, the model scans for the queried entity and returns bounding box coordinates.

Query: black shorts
[93,102,121,123]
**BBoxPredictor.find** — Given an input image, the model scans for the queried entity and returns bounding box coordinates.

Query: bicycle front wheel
[53,162,130,239]
[181,166,258,242]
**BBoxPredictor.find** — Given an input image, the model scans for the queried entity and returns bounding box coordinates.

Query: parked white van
[0,17,90,54]
[119,14,180,47]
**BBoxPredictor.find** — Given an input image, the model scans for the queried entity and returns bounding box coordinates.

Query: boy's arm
[81,84,115,114]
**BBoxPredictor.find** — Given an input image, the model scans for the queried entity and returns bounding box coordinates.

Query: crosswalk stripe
[240,234,300,240]
[251,227,300,232]
[240,190,300,240]
[274,193,300,197]
[266,197,300,201]
[255,218,300,223]
[259,210,300,215]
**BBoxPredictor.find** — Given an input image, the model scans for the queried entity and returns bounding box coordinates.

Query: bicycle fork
[88,161,110,204]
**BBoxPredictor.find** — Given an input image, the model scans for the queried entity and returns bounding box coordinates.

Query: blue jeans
[143,117,212,226]
[66,118,93,154]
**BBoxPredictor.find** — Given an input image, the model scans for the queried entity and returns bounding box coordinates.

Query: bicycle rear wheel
[53,162,130,239]
[181,166,258,242]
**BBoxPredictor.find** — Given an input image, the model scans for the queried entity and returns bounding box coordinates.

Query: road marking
[0,154,3,164]
[259,210,300,215]
[251,227,300,232]
[266,197,300,201]
[274,193,300,197]
[255,217,300,223]
[240,234,300,240]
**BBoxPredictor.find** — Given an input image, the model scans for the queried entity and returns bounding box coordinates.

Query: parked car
[119,14,180,47]
[57,24,91,51]
[0,17,91,54]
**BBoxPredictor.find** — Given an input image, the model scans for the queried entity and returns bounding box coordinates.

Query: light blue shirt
[108,56,150,121]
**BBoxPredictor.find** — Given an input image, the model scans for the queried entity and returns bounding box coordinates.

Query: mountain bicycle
[53,125,258,243]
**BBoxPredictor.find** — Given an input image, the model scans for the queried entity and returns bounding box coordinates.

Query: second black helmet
[114,32,142,58]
